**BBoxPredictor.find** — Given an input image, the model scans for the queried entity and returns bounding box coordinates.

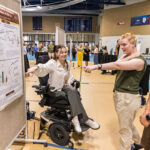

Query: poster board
[55,26,66,45]
[0,1,26,150]
[0,5,23,110]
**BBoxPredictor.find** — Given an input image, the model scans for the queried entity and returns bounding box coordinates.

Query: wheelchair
[33,83,89,148]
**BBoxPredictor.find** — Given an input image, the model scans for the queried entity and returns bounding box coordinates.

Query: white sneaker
[85,119,100,130]
[72,117,82,133]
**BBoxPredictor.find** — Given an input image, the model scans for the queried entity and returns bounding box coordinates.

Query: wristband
[97,64,102,70]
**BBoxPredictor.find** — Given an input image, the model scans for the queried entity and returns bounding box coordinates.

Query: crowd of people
[24,41,110,67]
[25,32,150,150]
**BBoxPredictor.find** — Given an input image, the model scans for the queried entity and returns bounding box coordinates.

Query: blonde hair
[120,33,137,46]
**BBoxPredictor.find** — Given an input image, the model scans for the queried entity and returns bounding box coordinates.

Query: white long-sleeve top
[35,59,74,90]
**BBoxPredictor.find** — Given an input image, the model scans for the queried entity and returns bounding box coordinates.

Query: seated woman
[26,45,100,133]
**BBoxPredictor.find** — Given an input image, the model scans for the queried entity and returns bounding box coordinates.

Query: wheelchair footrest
[80,123,90,132]
[40,110,69,125]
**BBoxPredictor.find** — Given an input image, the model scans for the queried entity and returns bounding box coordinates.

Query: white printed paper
[0,5,23,110]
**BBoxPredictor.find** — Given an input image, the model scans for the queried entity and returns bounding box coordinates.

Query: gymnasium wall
[23,16,98,33]
[101,35,149,54]
[100,0,150,36]
[100,0,150,54]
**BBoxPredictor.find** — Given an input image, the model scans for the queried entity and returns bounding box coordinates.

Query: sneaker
[72,117,82,133]
[85,119,100,130]
[131,143,143,150]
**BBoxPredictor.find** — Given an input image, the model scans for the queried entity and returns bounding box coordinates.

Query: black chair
[33,84,73,147]
[146,48,149,54]
[36,52,49,64]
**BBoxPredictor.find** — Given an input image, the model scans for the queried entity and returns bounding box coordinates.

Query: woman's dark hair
[53,45,62,60]
[95,45,99,48]
[53,45,69,70]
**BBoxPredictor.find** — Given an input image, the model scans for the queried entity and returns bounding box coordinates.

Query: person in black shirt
[83,44,90,66]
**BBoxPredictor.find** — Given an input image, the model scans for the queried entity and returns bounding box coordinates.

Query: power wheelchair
[33,81,89,148]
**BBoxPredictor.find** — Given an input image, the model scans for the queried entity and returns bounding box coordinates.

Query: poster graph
[0,4,23,110]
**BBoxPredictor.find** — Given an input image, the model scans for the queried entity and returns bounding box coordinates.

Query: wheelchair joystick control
[146,114,150,122]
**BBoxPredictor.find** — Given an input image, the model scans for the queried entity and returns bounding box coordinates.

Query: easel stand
[15,102,48,147]
[15,119,48,147]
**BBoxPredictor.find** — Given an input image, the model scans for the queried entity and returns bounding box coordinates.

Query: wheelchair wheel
[48,123,69,146]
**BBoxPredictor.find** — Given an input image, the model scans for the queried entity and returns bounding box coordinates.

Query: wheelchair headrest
[37,55,49,64]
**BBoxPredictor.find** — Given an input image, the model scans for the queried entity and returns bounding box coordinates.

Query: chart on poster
[0,4,23,110]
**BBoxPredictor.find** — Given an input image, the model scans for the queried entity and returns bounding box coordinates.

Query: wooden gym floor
[10,60,146,150]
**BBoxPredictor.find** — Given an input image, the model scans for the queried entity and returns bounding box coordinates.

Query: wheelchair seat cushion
[45,91,69,106]
[54,91,68,103]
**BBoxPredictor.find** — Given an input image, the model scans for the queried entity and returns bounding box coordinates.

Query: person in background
[101,46,108,74]
[31,43,35,56]
[102,46,108,55]
[26,45,100,134]
[23,43,30,72]
[33,43,39,64]
[83,44,90,66]
[115,39,120,57]
[23,43,27,55]
[39,43,43,52]
[85,33,147,150]
[42,44,47,52]
[33,43,39,55]
[93,45,99,65]
[72,45,77,61]
[48,41,54,59]
[77,43,84,67]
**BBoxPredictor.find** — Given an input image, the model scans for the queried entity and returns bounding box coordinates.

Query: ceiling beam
[22,0,86,12]
[22,9,101,16]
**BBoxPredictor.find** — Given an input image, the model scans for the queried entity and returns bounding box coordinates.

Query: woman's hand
[26,66,39,77]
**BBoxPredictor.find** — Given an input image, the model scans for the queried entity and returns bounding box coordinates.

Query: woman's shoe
[85,119,100,130]
[72,117,82,133]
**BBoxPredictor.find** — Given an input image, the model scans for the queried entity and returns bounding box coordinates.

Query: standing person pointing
[85,33,147,150]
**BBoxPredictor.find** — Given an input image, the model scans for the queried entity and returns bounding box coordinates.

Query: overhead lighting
[37,6,42,9]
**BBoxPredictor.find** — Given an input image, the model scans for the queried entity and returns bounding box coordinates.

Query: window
[64,17,92,32]
[32,16,42,30]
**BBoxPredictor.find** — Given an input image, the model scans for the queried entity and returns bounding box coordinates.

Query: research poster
[0,4,23,110]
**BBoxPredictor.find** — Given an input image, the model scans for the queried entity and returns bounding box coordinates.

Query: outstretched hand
[84,65,97,73]
[25,66,38,77]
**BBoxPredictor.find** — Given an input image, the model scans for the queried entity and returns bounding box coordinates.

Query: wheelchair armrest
[33,84,56,95]
[32,85,41,89]
[48,85,55,91]
[33,85,47,95]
